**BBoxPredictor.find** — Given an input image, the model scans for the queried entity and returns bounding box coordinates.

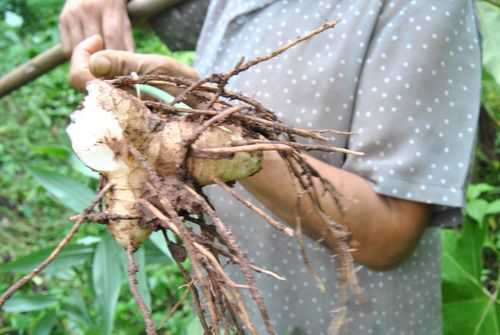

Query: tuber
[67,80,262,248]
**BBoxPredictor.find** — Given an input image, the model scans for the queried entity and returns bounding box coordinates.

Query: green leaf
[92,235,124,335]
[477,1,500,86]
[28,167,96,212]
[443,298,500,335]
[185,317,203,335]
[467,183,496,201]
[135,247,151,310]
[70,154,99,179]
[143,239,172,265]
[149,231,173,260]
[30,145,70,159]
[0,243,95,275]
[442,219,500,335]
[466,199,491,223]
[481,69,500,120]
[62,291,94,332]
[486,199,500,215]
[33,312,57,335]
[442,219,485,302]
[3,294,58,313]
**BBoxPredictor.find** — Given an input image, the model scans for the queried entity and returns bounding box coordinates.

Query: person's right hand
[59,0,134,56]
[69,35,198,91]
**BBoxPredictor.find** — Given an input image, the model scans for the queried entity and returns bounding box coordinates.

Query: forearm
[240,150,429,270]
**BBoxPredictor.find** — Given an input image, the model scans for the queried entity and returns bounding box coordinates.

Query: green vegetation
[0,1,498,334]
[0,1,197,334]
[441,2,500,334]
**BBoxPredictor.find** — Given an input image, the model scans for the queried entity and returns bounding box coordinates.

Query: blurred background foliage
[441,2,500,335]
[0,1,498,334]
[0,1,198,334]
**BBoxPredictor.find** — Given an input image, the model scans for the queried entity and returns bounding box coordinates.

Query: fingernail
[90,55,111,77]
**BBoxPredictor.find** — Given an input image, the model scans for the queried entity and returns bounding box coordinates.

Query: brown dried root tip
[244,140,364,156]
[170,20,337,108]
[193,142,363,160]
[169,76,212,107]
[144,100,341,144]
[295,194,326,293]
[214,178,294,237]
[126,244,157,335]
[144,198,258,335]
[183,186,277,335]
[0,183,114,309]
[328,306,348,335]
[158,283,191,329]
[193,233,286,281]
[131,140,268,333]
[128,147,215,333]
[69,212,140,223]
[150,203,211,334]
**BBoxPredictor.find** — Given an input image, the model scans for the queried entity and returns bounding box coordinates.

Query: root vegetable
[66,80,262,248]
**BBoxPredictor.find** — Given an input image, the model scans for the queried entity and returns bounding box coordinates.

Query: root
[184,186,277,335]
[169,20,338,110]
[107,20,358,333]
[126,244,158,335]
[159,282,191,329]
[163,228,212,334]
[69,212,140,224]
[214,178,294,237]
[0,183,114,309]
[129,141,276,333]
[295,194,326,292]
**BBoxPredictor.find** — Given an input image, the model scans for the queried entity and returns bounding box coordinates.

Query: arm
[241,150,429,271]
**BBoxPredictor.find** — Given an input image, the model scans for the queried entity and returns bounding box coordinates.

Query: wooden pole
[0,0,181,98]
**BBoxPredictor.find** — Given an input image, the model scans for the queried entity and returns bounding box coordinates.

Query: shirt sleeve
[342,0,481,224]
[149,0,210,51]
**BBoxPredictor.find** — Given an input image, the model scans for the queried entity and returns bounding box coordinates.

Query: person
[62,1,482,334]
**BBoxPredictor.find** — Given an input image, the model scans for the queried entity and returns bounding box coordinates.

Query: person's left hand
[69,35,199,91]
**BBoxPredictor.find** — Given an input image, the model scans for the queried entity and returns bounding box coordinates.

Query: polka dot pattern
[191,0,481,334]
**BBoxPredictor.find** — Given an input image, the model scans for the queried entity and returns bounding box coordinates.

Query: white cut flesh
[66,85,127,173]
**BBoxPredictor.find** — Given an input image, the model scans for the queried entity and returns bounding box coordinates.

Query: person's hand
[59,0,134,56]
[69,35,198,91]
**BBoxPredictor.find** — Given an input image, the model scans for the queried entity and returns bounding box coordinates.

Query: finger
[69,35,105,91]
[59,19,72,57]
[68,19,85,52]
[89,51,197,78]
[82,14,101,40]
[122,14,135,52]
[90,50,146,78]
[102,12,126,50]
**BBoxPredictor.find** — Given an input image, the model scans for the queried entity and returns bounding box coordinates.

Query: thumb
[69,35,104,91]
[89,51,198,79]
[89,51,168,78]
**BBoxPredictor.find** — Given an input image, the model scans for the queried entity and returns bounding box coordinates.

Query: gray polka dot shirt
[179,0,482,334]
